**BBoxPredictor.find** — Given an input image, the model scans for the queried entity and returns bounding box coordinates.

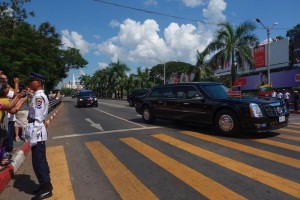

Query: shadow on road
[13,174,39,195]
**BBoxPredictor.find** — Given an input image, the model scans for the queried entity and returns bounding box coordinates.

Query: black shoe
[32,185,41,194]
[31,190,53,200]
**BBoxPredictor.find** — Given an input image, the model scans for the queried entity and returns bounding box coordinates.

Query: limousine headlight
[249,103,263,118]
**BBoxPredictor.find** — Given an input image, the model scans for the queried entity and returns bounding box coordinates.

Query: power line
[93,0,219,26]
[93,0,289,31]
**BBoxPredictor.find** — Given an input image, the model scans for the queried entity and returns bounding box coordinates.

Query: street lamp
[256,18,278,85]
[149,57,166,85]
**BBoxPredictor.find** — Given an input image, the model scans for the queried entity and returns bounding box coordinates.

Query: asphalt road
[1,97,300,200]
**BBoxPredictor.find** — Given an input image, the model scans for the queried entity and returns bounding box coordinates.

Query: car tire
[215,109,240,136]
[142,106,155,123]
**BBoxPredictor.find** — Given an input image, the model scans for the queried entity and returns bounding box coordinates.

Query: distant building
[62,74,84,90]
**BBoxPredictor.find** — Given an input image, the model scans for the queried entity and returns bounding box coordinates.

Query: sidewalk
[0,103,64,193]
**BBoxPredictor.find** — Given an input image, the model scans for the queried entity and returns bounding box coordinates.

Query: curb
[0,103,64,193]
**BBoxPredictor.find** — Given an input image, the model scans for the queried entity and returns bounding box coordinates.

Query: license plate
[279,116,285,122]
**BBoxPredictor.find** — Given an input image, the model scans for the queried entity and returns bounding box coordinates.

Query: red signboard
[295,74,300,82]
[235,77,246,85]
[254,45,266,68]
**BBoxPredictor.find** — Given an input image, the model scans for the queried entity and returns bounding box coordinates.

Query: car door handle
[158,101,163,104]
[183,102,190,105]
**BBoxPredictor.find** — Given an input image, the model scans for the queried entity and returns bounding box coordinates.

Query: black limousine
[135,82,289,136]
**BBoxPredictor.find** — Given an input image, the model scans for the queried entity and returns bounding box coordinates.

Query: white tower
[72,73,76,89]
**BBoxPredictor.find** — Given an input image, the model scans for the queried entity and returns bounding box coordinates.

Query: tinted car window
[79,91,95,96]
[149,88,161,98]
[202,84,228,98]
[176,86,186,99]
[186,86,200,99]
[161,87,175,98]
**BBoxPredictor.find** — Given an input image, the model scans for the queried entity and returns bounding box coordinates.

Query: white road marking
[93,107,146,127]
[98,101,130,108]
[52,126,162,139]
[85,118,104,131]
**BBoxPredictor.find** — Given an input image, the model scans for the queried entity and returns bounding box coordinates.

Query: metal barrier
[48,99,62,113]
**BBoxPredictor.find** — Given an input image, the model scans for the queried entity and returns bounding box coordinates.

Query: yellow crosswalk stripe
[289,122,300,126]
[153,134,300,199]
[252,138,300,152]
[181,131,300,169]
[47,146,75,200]
[286,124,300,129]
[85,141,158,200]
[121,137,245,200]
[276,134,300,141]
[280,127,300,134]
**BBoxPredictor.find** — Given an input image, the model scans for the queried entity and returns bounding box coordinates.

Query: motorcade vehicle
[77,90,98,107]
[135,82,289,136]
[127,89,149,107]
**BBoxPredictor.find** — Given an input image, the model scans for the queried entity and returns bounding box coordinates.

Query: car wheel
[215,109,240,136]
[142,106,155,123]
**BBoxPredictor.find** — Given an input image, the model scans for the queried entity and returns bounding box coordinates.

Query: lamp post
[256,18,278,85]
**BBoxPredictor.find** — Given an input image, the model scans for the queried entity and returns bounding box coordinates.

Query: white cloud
[144,0,158,6]
[182,0,206,8]
[202,0,226,23]
[94,0,227,72]
[109,20,120,28]
[97,62,108,69]
[61,29,91,55]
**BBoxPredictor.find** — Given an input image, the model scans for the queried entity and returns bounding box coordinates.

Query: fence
[48,99,62,113]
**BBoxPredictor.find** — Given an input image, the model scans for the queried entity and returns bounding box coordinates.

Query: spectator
[0,73,20,155]
[272,90,277,98]
[277,90,283,99]
[294,91,299,111]
[0,78,27,169]
[15,86,30,142]
[284,90,290,110]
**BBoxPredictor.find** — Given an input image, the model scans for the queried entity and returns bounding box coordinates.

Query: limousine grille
[263,104,286,117]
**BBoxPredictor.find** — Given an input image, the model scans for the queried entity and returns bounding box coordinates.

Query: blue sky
[24,0,299,86]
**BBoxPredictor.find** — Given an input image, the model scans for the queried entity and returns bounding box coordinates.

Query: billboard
[253,45,266,68]
[235,68,300,90]
[215,38,289,76]
[293,32,300,67]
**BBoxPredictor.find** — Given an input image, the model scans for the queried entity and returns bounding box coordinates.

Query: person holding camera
[0,77,27,169]
[14,85,30,142]
[25,72,53,200]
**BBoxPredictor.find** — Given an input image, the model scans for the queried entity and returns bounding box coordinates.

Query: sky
[23,0,300,86]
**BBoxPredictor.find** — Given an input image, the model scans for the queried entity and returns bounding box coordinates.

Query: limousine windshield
[202,84,229,99]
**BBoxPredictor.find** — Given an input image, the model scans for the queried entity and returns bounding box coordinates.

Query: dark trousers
[6,121,15,152]
[284,99,289,110]
[31,142,51,185]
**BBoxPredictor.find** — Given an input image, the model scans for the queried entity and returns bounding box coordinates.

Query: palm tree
[109,60,130,99]
[207,21,259,85]
[196,49,211,81]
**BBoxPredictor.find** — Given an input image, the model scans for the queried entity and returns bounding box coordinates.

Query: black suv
[135,82,289,136]
[77,90,98,107]
[127,89,149,107]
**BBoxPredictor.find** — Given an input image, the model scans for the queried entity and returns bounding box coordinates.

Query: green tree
[286,23,300,66]
[206,21,259,86]
[108,60,129,99]
[195,49,213,81]
[0,0,88,92]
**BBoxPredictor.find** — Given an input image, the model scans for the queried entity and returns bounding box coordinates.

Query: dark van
[135,82,289,136]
